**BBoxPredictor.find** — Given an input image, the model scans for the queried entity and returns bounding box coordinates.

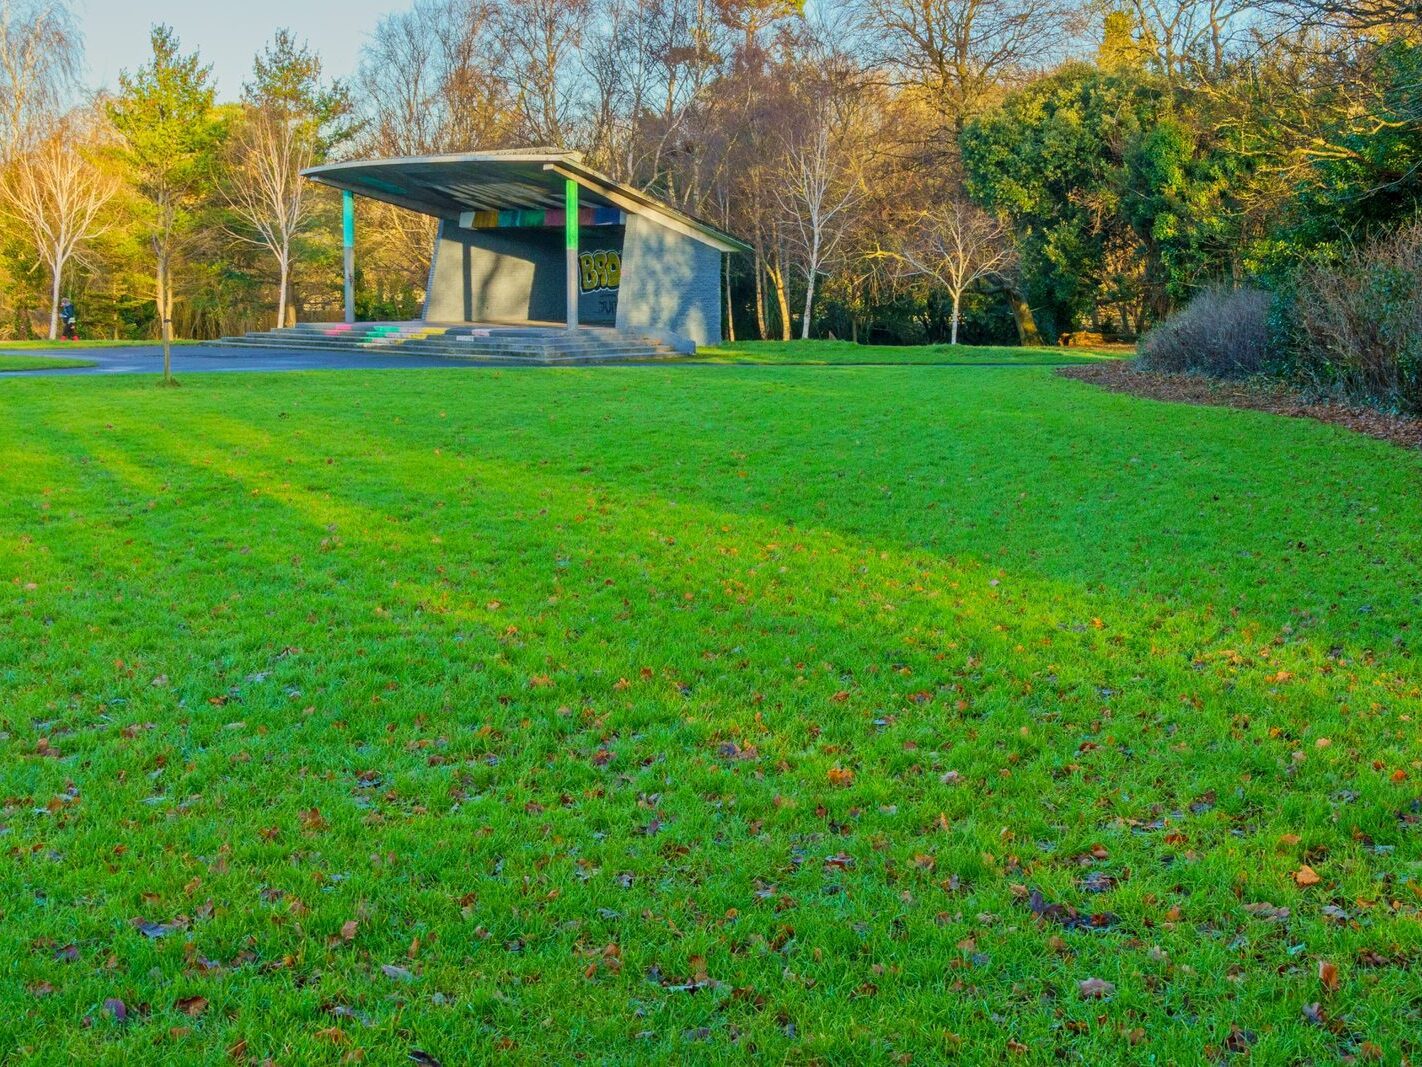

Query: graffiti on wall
[580,250,622,293]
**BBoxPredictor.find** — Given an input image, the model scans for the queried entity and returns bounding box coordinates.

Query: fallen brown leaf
[827,766,854,787]
[1077,977,1115,1000]
[1318,959,1339,993]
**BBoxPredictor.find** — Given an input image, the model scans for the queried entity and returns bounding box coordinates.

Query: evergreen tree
[107,24,225,382]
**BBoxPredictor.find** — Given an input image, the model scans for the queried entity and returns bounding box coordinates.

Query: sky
[77,0,396,98]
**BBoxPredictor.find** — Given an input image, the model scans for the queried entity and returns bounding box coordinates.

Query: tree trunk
[1005,289,1043,346]
[158,257,173,383]
[767,256,791,342]
[800,230,821,341]
[48,262,61,341]
[277,253,289,331]
[723,254,735,343]
[753,247,768,340]
[950,290,962,346]
[800,271,816,341]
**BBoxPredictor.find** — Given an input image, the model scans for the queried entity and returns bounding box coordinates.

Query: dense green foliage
[2,363,1420,1062]
[962,22,1420,358]
[105,26,228,342]
[962,65,1254,343]
[1287,41,1422,245]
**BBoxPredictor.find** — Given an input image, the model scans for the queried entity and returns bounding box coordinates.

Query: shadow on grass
[3,367,1419,1063]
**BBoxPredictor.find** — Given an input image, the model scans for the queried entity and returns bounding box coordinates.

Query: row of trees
[0,2,351,358]
[0,0,1417,347]
[345,0,1422,346]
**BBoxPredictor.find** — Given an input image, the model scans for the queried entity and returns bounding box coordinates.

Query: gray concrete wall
[425,221,627,326]
[424,213,724,344]
[424,221,565,323]
[615,214,723,346]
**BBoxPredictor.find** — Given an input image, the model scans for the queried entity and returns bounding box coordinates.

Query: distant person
[59,297,78,341]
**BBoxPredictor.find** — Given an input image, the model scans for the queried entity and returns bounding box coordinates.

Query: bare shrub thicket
[1291,222,1422,414]
[1136,286,1275,376]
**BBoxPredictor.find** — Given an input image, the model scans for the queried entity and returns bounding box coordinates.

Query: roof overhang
[303,149,750,255]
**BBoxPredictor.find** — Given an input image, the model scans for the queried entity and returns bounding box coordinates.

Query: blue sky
[76,0,843,101]
[78,0,394,98]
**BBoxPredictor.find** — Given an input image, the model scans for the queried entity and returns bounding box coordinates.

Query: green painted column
[342,190,356,325]
[565,178,579,330]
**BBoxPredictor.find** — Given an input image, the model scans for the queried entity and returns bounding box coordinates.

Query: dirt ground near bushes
[1060,361,1422,451]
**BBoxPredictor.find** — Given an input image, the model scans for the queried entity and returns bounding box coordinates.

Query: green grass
[693,339,1130,365]
[0,355,98,371]
[1,363,1419,1065]
[0,339,198,351]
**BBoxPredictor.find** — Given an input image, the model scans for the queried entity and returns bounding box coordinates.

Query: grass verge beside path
[0,365,1418,1064]
[0,339,199,351]
[694,339,1131,365]
[0,355,98,371]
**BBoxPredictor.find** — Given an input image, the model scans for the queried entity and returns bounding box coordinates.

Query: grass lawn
[693,339,1130,365]
[1,363,1419,1064]
[0,340,200,354]
[0,355,98,372]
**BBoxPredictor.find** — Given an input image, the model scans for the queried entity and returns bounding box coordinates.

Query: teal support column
[342,190,356,325]
[565,178,579,330]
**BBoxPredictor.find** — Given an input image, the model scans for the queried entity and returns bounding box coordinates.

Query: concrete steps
[214,322,685,363]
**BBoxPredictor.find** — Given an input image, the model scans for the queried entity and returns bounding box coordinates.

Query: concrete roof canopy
[303,149,750,254]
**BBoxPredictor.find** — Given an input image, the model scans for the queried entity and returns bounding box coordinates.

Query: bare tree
[1274,0,1421,29]
[357,0,512,155]
[224,31,351,330]
[355,0,518,301]
[892,197,1013,344]
[1120,0,1260,81]
[0,113,118,338]
[492,0,589,146]
[857,0,1078,131]
[716,0,806,68]
[582,0,719,193]
[225,112,314,329]
[776,101,864,339]
[0,0,80,161]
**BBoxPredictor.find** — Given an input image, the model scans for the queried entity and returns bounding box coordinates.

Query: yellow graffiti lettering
[579,249,622,293]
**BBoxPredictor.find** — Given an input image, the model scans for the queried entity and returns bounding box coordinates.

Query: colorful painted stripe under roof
[460,207,626,230]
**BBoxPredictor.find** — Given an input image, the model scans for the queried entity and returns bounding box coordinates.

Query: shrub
[1290,222,1422,414]
[1136,286,1275,376]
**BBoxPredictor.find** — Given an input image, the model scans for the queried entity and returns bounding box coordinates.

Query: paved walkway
[0,345,530,376]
